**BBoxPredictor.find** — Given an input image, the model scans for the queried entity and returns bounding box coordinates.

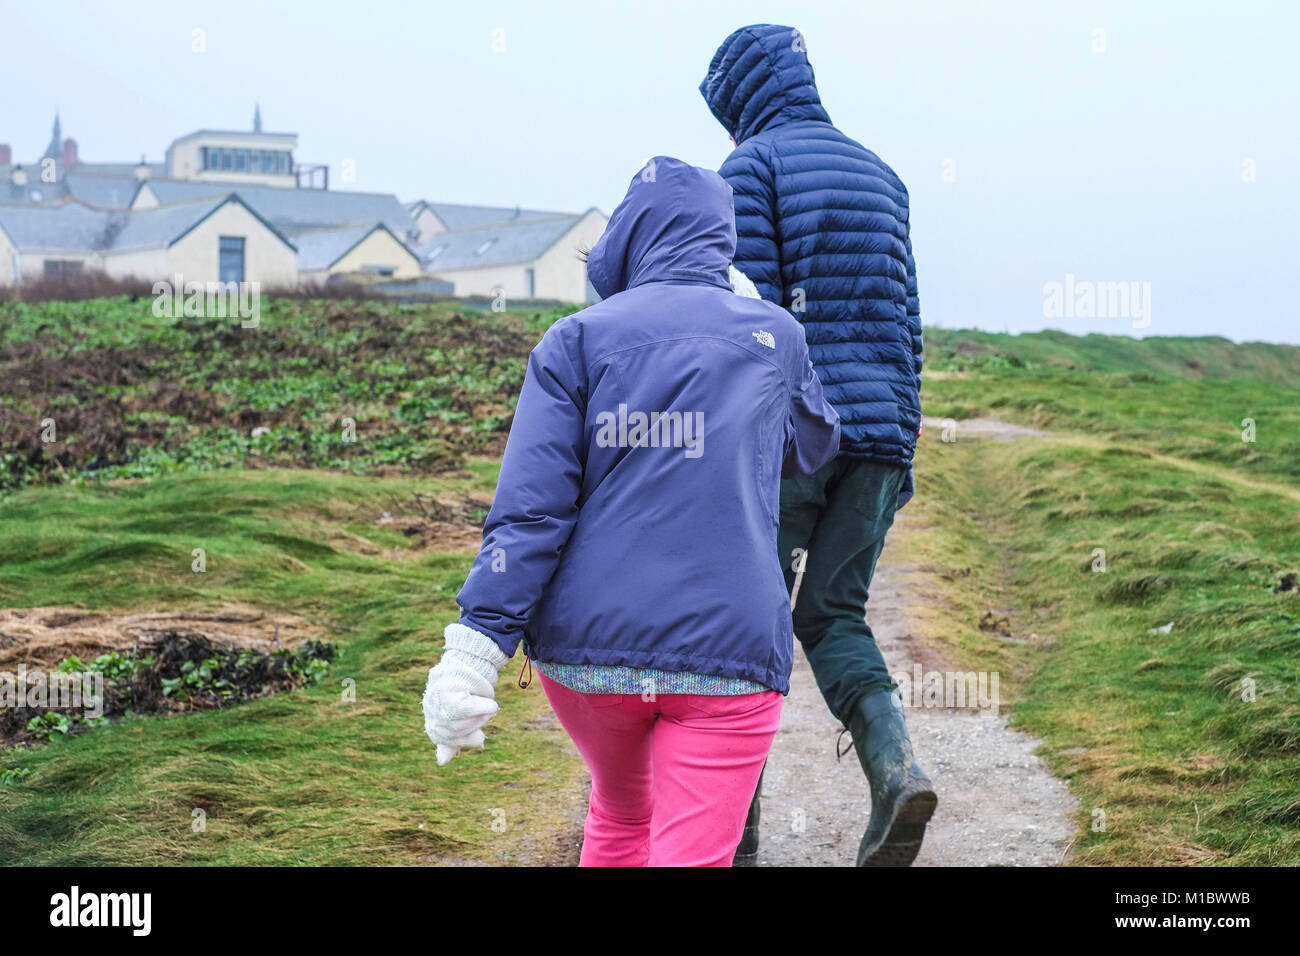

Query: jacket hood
[586,156,735,300]
[699,23,832,144]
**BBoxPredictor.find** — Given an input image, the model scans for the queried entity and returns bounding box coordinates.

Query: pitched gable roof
[65,172,152,209]
[0,194,296,256]
[418,213,588,272]
[109,195,231,251]
[137,179,413,236]
[0,201,116,253]
[0,167,166,209]
[416,201,573,232]
[289,222,419,272]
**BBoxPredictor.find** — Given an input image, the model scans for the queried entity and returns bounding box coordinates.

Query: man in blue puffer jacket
[701,23,937,866]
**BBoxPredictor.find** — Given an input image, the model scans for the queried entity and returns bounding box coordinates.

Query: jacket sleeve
[904,217,922,394]
[456,320,586,657]
[783,334,841,478]
[719,143,782,304]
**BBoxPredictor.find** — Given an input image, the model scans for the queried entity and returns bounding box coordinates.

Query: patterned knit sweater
[533,661,770,696]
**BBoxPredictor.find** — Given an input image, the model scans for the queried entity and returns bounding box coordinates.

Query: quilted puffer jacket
[700,23,922,484]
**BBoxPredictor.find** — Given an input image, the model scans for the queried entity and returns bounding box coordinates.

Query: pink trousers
[539,673,783,867]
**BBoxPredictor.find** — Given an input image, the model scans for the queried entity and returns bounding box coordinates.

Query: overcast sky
[4,0,1296,342]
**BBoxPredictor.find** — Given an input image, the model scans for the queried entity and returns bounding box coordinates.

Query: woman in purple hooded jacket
[422,156,840,867]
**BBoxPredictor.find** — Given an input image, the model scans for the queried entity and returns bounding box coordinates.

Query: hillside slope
[925,328,1300,385]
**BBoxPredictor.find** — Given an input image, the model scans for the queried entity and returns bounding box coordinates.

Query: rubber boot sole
[857,784,938,867]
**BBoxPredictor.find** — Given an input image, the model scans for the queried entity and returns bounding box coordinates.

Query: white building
[411,202,607,301]
[0,111,605,300]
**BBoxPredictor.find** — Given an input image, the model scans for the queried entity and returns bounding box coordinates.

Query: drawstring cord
[836,727,853,760]
[517,655,533,689]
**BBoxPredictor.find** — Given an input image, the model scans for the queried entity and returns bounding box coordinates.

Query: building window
[525,267,535,298]
[43,259,84,278]
[202,147,290,174]
[219,236,245,284]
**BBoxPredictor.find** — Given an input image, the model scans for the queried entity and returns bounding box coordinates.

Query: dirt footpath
[751,420,1077,867]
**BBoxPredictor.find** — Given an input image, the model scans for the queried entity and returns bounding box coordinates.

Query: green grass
[0,467,584,865]
[903,345,1300,865]
[925,327,1300,386]
[0,296,579,492]
[4,304,1299,867]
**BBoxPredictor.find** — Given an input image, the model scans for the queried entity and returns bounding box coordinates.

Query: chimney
[62,138,78,170]
[0,144,10,166]
[135,154,151,181]
[11,165,27,186]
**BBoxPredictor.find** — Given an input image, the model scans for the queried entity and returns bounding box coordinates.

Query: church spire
[41,112,62,161]
[253,103,262,133]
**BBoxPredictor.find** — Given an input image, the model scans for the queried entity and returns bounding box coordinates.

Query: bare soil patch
[0,605,334,748]
[328,491,491,558]
[0,605,324,671]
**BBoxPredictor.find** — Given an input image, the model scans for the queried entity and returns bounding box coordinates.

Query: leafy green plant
[26,712,74,740]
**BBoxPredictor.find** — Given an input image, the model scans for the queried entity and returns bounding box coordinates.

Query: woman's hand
[422,622,510,766]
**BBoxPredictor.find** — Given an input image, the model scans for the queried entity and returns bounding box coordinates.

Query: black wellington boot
[732,763,764,864]
[848,689,937,867]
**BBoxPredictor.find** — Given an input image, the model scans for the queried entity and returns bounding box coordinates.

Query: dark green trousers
[778,456,908,724]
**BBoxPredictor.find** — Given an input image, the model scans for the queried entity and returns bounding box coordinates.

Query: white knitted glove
[730,265,761,299]
[422,622,510,766]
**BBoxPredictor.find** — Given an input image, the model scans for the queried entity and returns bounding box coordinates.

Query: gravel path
[749,422,1078,868]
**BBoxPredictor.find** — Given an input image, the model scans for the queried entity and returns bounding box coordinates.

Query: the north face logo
[752,330,775,349]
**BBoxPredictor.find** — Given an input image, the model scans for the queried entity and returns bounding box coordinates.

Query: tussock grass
[908,358,1300,865]
[0,467,585,866]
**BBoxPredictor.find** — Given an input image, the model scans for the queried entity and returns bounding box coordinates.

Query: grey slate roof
[64,173,143,209]
[139,179,414,236]
[0,166,165,208]
[0,201,116,252]
[0,195,293,255]
[419,201,573,232]
[418,214,585,271]
[109,196,232,252]
[0,178,62,205]
[289,223,418,272]
[68,162,167,178]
